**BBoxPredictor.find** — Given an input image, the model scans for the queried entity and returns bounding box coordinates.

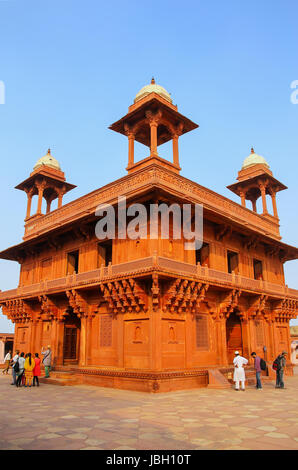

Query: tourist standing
[24,353,35,387]
[233,351,248,391]
[33,353,41,387]
[274,351,288,389]
[251,352,262,390]
[11,350,19,385]
[2,350,11,374]
[16,352,25,387]
[41,345,52,378]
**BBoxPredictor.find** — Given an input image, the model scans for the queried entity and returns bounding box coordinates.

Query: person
[16,352,25,387]
[233,351,248,391]
[10,350,20,385]
[33,353,41,387]
[274,351,288,389]
[24,353,35,387]
[41,345,52,378]
[251,352,262,390]
[2,350,11,374]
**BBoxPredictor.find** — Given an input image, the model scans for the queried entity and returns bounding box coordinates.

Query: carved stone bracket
[3,299,32,323]
[66,290,88,318]
[219,289,242,318]
[215,224,232,241]
[163,279,209,314]
[248,294,268,319]
[38,294,59,320]
[100,279,148,314]
[273,298,298,322]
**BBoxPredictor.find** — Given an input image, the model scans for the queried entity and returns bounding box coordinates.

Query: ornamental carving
[100,278,148,314]
[219,289,242,318]
[3,299,32,323]
[248,294,268,319]
[66,289,88,318]
[163,278,209,314]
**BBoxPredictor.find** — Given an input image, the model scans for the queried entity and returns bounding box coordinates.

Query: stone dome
[242,148,270,170]
[33,149,61,171]
[134,78,172,104]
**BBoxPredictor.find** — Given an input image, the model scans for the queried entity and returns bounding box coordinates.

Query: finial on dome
[151,77,155,84]
[47,148,51,155]
[251,147,255,154]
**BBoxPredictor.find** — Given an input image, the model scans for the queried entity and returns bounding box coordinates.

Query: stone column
[270,189,278,218]
[251,198,257,213]
[79,315,87,367]
[36,180,46,214]
[259,181,268,215]
[146,110,161,157]
[172,134,179,167]
[25,188,35,219]
[124,125,135,168]
[240,190,246,208]
[57,186,66,209]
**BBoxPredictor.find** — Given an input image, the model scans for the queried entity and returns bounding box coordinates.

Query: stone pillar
[259,181,268,215]
[55,320,65,366]
[36,182,46,214]
[240,190,246,208]
[251,198,257,213]
[146,110,161,157]
[79,315,87,367]
[25,190,34,219]
[86,315,93,365]
[57,186,66,209]
[172,134,179,167]
[270,190,278,218]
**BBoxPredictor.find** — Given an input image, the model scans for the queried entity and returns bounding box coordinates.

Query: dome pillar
[259,181,268,215]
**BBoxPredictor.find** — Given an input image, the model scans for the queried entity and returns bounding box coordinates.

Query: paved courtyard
[0,370,298,450]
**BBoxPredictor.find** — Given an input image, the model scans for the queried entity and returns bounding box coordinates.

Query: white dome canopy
[33,149,61,171]
[242,148,270,170]
[134,78,172,104]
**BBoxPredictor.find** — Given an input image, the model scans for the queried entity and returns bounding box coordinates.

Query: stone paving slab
[0,371,298,450]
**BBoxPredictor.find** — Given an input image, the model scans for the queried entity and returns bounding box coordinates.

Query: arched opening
[226,311,243,364]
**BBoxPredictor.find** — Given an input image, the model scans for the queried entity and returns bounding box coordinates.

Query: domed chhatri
[134,77,172,104]
[33,148,61,171]
[242,147,270,170]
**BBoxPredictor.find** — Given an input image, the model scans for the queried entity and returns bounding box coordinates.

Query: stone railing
[0,256,297,302]
[23,166,281,241]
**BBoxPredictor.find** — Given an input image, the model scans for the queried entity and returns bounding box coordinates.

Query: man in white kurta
[233,351,248,391]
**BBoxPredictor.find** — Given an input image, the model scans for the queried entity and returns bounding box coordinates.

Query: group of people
[2,345,52,387]
[233,350,288,391]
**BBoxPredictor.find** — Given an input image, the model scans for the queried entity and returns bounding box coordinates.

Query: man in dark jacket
[251,352,262,390]
[275,351,287,389]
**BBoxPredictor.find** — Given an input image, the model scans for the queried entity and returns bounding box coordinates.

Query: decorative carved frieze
[100,279,148,314]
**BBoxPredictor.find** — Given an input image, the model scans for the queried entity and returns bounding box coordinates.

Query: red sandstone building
[0,79,298,391]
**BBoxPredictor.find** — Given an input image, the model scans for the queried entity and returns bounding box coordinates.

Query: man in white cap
[233,351,248,391]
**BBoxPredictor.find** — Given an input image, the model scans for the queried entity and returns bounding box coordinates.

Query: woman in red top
[33,353,41,387]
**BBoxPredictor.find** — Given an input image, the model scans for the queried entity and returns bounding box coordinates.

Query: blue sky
[0,0,297,332]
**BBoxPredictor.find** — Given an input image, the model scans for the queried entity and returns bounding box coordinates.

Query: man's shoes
[235,389,239,391]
